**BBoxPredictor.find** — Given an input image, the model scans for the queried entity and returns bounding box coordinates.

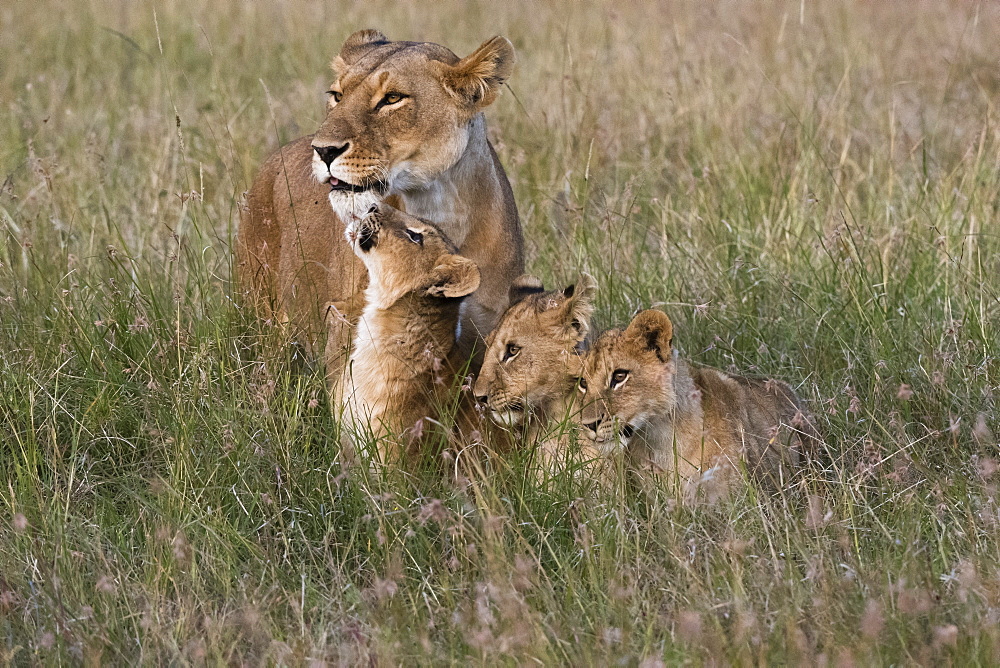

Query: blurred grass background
[1,0,999,663]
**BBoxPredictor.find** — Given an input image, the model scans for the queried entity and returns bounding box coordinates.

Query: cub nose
[313,143,349,168]
[475,394,489,406]
[583,420,601,435]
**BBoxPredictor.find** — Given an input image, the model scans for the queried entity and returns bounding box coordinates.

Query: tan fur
[473,274,600,479]
[235,30,523,388]
[339,204,481,466]
[473,274,596,431]
[577,310,818,494]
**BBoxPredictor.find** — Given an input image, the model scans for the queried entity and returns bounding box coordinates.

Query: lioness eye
[328,90,343,103]
[577,377,588,393]
[503,343,521,362]
[405,228,423,244]
[377,92,406,109]
[610,369,630,389]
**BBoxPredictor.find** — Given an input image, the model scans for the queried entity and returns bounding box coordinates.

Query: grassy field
[2,0,999,663]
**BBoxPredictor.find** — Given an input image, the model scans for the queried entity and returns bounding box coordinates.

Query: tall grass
[2,0,999,663]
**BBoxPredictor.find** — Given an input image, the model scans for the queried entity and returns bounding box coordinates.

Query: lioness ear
[624,309,673,362]
[427,255,481,299]
[440,36,515,109]
[333,29,389,72]
[559,273,597,342]
[509,274,545,305]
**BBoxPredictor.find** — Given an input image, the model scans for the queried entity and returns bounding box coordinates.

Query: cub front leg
[324,293,364,402]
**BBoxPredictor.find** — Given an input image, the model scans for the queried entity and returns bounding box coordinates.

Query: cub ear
[559,273,597,342]
[426,254,481,299]
[333,29,389,72]
[624,309,673,362]
[440,36,515,109]
[509,274,545,305]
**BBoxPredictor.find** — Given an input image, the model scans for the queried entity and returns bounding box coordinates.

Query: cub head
[346,203,480,308]
[312,29,515,219]
[474,274,597,427]
[578,310,676,451]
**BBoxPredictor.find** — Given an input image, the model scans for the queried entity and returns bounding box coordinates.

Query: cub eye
[576,377,588,394]
[327,90,343,103]
[502,343,521,362]
[377,92,406,109]
[610,369,630,389]
[405,228,423,244]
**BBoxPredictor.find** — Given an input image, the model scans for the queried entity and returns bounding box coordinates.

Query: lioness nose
[313,143,349,167]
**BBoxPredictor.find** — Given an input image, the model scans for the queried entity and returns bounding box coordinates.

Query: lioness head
[474,274,596,427]
[578,310,676,450]
[346,203,480,308]
[313,29,515,220]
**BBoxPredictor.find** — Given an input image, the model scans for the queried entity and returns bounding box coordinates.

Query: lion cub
[474,274,596,429]
[339,204,480,465]
[474,274,610,475]
[578,310,817,492]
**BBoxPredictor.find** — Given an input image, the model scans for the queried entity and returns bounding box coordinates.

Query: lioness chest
[400,180,471,248]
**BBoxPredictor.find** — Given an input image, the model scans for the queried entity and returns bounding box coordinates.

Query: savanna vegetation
[1,0,999,663]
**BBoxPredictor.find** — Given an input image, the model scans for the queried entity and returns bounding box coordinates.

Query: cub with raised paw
[339,204,481,467]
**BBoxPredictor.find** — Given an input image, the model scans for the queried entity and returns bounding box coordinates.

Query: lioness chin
[235,29,523,391]
[577,310,819,498]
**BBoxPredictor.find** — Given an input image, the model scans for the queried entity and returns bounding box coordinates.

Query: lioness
[577,310,817,493]
[339,203,481,466]
[235,29,523,386]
